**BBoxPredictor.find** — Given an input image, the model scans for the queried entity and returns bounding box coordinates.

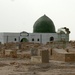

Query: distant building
[0,15,70,44]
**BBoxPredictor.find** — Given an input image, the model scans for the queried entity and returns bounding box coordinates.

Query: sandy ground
[0,59,75,75]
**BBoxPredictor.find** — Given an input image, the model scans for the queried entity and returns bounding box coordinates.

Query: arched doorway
[20,38,28,42]
[50,37,54,41]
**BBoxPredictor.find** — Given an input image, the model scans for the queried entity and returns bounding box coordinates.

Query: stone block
[31,48,38,56]
[41,50,49,63]
[10,50,17,58]
[52,48,75,62]
[5,50,12,56]
[31,56,41,63]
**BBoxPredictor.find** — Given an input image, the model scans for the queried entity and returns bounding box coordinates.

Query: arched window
[37,39,39,41]
[32,38,34,41]
[50,37,54,41]
[14,38,17,41]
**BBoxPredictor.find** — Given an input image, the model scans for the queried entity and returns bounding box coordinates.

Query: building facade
[0,15,70,44]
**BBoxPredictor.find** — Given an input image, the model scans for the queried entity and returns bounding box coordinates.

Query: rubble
[0,41,74,62]
[0,41,75,75]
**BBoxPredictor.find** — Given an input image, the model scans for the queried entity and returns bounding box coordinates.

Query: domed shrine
[33,15,56,33]
[0,15,70,44]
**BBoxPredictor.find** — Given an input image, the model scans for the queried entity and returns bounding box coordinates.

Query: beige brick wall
[52,49,75,62]
[65,53,75,62]
[52,49,65,61]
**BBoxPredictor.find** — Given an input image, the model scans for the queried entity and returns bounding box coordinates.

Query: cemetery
[0,41,75,75]
[0,15,72,75]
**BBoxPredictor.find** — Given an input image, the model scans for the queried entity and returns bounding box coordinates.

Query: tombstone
[15,44,19,50]
[2,50,5,57]
[31,56,41,63]
[38,49,42,56]
[41,50,49,63]
[31,48,38,56]
[10,50,17,58]
[66,49,69,52]
[17,43,21,49]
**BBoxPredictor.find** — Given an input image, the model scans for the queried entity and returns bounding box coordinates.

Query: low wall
[65,53,75,62]
[52,49,75,62]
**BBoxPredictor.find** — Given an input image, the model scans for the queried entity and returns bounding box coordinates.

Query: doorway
[20,38,28,42]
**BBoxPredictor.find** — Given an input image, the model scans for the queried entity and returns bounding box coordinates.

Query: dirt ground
[0,59,75,75]
[0,42,75,75]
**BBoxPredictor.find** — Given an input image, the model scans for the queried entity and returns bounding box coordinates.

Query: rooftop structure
[33,15,56,33]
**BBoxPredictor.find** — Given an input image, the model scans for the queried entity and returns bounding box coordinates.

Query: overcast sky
[0,0,75,40]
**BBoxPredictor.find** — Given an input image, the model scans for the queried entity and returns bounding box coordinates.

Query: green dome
[33,15,56,33]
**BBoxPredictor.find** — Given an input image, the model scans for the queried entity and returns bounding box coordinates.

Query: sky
[0,0,75,40]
